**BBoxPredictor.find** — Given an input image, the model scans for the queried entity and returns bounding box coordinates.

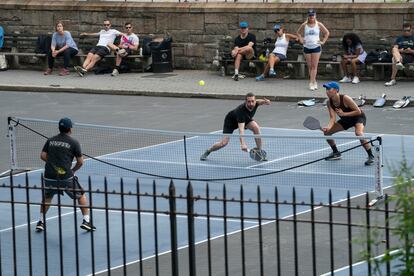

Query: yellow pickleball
[199,80,205,86]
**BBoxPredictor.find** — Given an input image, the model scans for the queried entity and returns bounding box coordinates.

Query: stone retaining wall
[1,1,413,69]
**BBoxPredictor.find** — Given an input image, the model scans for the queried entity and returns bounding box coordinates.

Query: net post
[183,135,189,180]
[8,117,18,171]
[169,180,179,276]
[369,136,384,207]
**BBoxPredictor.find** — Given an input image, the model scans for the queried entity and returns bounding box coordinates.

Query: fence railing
[0,173,399,275]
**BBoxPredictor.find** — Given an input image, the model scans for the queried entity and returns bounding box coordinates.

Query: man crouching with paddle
[322,81,374,166]
[200,92,270,161]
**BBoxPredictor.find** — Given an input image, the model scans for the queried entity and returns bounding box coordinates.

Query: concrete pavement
[0,69,411,104]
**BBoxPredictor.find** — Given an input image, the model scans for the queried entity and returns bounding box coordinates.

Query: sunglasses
[403,29,411,32]
[125,26,132,29]
[240,27,247,29]
[103,24,110,26]
[274,29,280,32]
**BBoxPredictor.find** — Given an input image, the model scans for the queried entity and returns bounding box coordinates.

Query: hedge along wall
[0,1,413,69]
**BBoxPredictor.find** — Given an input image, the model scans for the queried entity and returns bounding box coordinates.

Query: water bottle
[265,48,270,58]
[139,47,143,56]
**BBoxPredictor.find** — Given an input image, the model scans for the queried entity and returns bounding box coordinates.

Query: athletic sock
[366,148,374,158]
[83,215,90,223]
[330,145,339,153]
[115,65,120,70]
[39,215,44,223]
[234,69,239,75]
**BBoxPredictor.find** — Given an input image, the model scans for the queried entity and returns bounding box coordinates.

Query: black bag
[378,50,392,63]
[141,37,153,56]
[35,35,52,54]
[365,51,379,64]
[94,65,112,75]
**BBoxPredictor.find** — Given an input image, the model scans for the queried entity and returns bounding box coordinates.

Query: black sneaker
[36,221,44,232]
[365,156,374,166]
[74,66,84,77]
[200,151,210,161]
[233,74,239,81]
[325,152,342,161]
[80,219,96,231]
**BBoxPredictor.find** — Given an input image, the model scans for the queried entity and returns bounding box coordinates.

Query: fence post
[187,182,196,276]
[169,180,179,276]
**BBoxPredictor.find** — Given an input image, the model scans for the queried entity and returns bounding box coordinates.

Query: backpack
[0,26,4,49]
[365,51,379,64]
[35,35,52,54]
[378,50,392,63]
[141,36,153,56]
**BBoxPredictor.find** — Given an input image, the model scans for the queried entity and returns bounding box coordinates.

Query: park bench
[0,32,151,72]
[218,36,414,81]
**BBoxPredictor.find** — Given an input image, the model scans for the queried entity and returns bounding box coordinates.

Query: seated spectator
[256,24,298,81]
[339,33,367,84]
[111,22,139,77]
[44,21,78,76]
[74,19,122,77]
[385,23,414,86]
[231,21,256,81]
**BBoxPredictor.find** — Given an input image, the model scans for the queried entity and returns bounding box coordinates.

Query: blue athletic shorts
[303,46,321,54]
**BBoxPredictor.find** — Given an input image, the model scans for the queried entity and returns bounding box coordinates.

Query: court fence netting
[0,175,402,276]
[6,116,384,198]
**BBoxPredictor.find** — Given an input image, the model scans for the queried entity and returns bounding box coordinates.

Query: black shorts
[222,114,252,134]
[401,53,414,64]
[90,46,110,58]
[337,113,366,130]
[44,176,85,200]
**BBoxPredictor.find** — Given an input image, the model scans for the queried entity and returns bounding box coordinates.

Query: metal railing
[1,173,399,275]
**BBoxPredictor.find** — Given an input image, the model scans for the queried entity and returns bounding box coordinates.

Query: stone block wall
[0,1,413,69]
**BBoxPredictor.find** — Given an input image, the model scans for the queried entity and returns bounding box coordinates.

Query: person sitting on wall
[338,33,367,84]
[111,22,139,77]
[231,21,256,81]
[384,23,414,86]
[74,19,123,77]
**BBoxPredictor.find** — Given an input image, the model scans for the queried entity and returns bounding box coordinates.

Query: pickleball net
[6,116,383,197]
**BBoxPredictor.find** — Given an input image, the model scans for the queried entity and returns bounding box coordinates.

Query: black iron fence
[0,173,399,276]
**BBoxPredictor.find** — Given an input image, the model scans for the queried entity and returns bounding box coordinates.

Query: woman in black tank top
[321,82,374,166]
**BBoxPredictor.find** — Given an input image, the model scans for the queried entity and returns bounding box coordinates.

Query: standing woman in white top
[256,24,298,81]
[296,9,330,90]
[339,33,367,84]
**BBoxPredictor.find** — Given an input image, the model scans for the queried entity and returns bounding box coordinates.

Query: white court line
[0,203,258,233]
[319,249,401,276]
[248,140,359,169]
[91,184,397,276]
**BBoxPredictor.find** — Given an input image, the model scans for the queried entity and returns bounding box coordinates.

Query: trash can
[151,37,173,73]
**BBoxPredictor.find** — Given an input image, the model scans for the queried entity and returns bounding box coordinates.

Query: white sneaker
[384,79,396,86]
[313,82,318,90]
[352,76,360,84]
[309,83,315,91]
[339,76,352,83]
[396,62,405,71]
[111,69,119,77]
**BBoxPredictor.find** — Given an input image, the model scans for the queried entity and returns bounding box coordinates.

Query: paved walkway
[0,69,411,104]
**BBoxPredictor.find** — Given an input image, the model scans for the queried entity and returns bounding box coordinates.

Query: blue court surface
[1,127,413,276]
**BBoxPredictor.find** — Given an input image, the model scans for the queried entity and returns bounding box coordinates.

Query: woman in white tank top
[296,9,330,91]
[256,24,298,81]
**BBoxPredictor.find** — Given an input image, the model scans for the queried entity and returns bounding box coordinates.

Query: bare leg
[82,53,94,69]
[324,122,344,148]
[310,52,321,84]
[351,58,361,77]
[341,59,349,77]
[208,136,230,152]
[246,121,262,149]
[84,54,102,71]
[78,194,89,216]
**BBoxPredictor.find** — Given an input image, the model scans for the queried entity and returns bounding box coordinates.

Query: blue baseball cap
[59,117,73,129]
[239,21,249,28]
[308,9,316,16]
[273,24,281,31]
[323,82,340,91]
